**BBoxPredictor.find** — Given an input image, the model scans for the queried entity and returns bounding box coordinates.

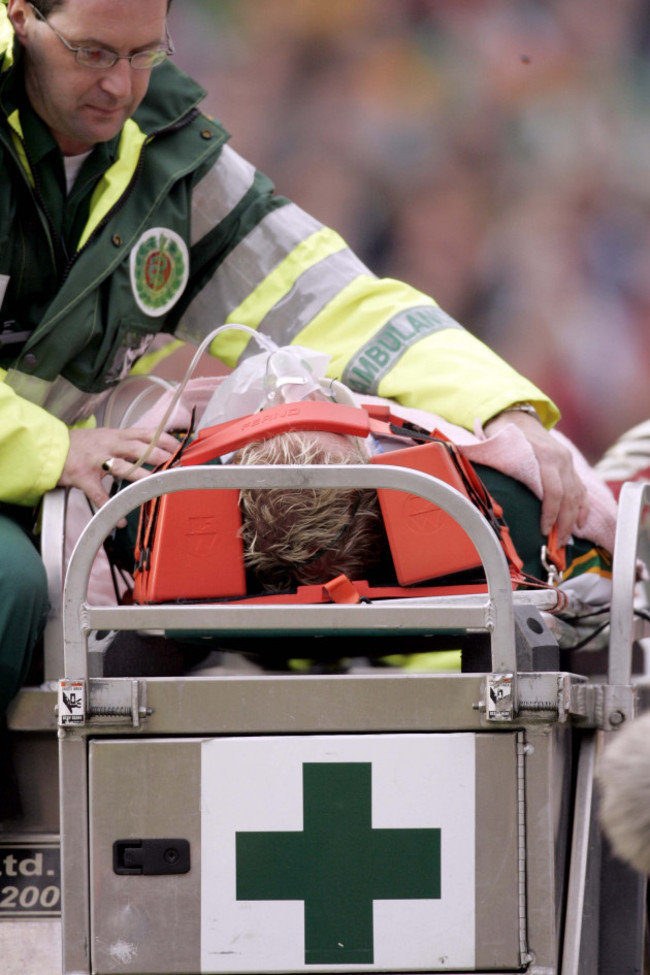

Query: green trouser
[0,508,49,718]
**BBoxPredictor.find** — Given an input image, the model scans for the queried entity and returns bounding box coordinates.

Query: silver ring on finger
[101,457,116,474]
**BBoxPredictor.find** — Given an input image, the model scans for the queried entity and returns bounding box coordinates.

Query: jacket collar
[133,60,207,136]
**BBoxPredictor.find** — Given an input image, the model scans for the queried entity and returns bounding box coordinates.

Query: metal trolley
[10,467,650,974]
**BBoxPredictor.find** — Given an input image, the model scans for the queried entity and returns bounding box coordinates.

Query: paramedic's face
[9,0,168,155]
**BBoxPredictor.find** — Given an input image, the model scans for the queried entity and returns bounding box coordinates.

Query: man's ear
[7,0,31,44]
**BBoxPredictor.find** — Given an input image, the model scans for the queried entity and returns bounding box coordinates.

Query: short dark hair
[30,0,173,14]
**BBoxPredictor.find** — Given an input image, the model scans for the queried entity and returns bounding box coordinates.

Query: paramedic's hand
[58,427,179,511]
[483,410,589,546]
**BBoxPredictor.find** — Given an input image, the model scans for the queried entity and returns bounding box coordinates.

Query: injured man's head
[233,430,386,593]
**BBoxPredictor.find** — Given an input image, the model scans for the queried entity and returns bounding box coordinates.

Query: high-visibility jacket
[0,3,557,506]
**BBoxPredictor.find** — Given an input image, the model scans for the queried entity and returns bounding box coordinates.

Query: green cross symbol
[236,762,441,965]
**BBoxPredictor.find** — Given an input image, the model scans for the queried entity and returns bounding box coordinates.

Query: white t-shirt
[64,150,92,194]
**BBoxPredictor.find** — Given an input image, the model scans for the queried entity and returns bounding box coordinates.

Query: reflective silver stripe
[5,369,108,425]
[255,248,372,350]
[190,145,257,247]
[178,204,325,344]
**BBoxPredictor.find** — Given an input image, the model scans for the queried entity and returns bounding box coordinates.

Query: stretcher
[3,447,650,975]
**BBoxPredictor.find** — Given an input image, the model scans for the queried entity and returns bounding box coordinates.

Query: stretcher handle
[62,464,518,694]
[608,479,650,685]
[185,401,389,465]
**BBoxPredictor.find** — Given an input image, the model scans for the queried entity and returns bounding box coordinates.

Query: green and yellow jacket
[0,2,557,505]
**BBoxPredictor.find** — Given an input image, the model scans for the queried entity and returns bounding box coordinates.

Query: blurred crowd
[170,0,650,462]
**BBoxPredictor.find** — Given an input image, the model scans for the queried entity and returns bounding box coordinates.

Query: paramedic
[0,0,587,716]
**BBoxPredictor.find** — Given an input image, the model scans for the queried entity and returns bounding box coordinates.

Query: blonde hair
[234,432,384,592]
[598,712,650,874]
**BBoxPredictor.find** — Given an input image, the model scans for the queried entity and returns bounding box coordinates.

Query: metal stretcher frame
[62,464,533,680]
[56,468,645,975]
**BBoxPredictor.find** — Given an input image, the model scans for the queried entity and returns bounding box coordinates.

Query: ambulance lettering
[343,306,463,394]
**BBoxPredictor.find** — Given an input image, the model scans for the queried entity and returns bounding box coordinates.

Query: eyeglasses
[28,3,175,70]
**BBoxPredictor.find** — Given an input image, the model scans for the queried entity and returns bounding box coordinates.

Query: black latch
[113,839,191,876]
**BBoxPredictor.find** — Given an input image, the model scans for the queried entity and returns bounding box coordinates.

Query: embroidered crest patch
[130,228,189,317]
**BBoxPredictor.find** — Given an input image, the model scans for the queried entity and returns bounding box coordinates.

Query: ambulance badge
[130,227,189,317]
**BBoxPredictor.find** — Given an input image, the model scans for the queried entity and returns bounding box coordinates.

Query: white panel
[201,734,475,972]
